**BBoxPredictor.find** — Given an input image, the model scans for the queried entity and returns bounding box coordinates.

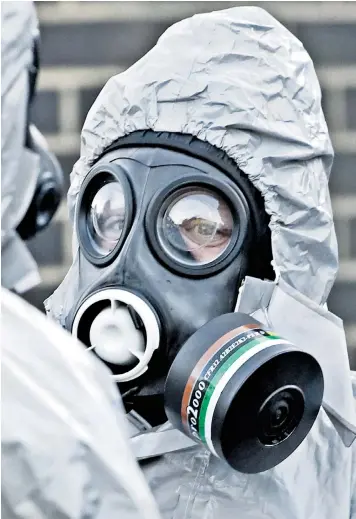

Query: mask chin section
[71,288,160,382]
[164,312,324,474]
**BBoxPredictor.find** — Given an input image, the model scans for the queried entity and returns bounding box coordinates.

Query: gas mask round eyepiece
[158,186,234,266]
[164,312,324,474]
[89,182,126,255]
[146,176,249,276]
[76,164,133,266]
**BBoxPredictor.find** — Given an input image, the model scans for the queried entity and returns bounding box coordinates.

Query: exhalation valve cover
[72,288,160,382]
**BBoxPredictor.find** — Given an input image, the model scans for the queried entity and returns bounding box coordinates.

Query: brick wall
[25,1,356,368]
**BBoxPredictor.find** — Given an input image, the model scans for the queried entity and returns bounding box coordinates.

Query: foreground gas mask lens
[158,187,234,267]
[89,182,125,255]
[160,188,233,265]
[76,164,133,266]
[146,176,249,276]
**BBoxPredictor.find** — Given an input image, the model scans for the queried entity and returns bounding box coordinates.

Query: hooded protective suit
[1,1,63,293]
[1,288,162,519]
[46,7,356,518]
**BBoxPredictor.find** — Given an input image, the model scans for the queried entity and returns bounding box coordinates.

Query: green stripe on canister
[198,333,281,444]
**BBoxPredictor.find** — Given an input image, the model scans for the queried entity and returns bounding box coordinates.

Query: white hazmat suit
[45,6,356,518]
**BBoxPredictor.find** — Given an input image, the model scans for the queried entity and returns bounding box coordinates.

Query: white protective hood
[67,5,336,306]
[46,7,356,519]
[1,1,41,293]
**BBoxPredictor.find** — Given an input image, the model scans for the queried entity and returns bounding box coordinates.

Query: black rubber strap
[25,36,40,148]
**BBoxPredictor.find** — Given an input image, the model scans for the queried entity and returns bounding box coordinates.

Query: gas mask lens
[89,182,125,255]
[158,187,234,266]
[146,176,249,275]
[76,163,133,266]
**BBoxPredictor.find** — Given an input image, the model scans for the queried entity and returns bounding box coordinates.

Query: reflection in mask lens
[159,188,234,266]
[88,182,125,256]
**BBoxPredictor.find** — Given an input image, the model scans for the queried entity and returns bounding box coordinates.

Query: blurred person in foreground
[47,6,356,518]
[1,3,161,518]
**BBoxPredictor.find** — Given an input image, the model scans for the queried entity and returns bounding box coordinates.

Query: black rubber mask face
[69,144,265,405]
[17,126,64,241]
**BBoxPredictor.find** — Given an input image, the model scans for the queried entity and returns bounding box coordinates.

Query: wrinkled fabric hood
[1,1,38,97]
[68,5,336,306]
[1,1,41,292]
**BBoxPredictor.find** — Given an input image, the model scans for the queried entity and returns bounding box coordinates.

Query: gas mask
[16,36,64,241]
[66,131,324,473]
[16,124,64,240]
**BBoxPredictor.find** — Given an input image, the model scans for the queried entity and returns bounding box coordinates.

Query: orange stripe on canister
[181,323,257,428]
